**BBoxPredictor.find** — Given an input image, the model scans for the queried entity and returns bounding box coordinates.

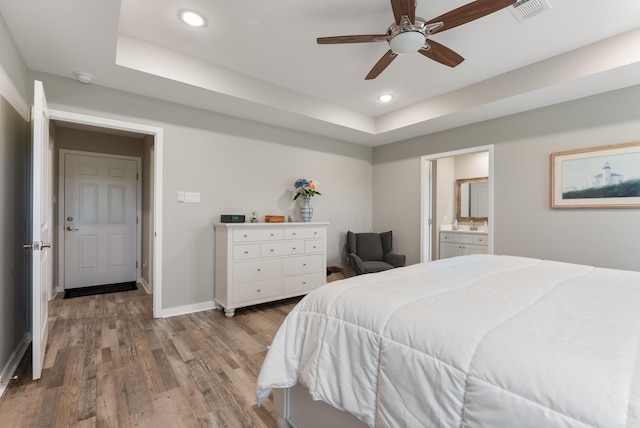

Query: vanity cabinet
[214,222,328,317]
[439,231,488,259]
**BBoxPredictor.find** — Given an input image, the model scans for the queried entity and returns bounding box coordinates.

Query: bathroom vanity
[439,229,488,259]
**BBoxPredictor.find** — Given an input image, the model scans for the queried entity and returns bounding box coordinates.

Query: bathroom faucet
[470,220,477,231]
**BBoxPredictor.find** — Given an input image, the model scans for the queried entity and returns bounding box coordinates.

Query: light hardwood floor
[0,287,303,427]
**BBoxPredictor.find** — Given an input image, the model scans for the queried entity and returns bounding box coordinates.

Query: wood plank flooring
[0,288,301,427]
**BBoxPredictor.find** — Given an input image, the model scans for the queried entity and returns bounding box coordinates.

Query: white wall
[373,85,640,272]
[29,72,373,312]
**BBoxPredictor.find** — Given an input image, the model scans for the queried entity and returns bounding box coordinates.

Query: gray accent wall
[373,85,640,272]
[0,14,29,387]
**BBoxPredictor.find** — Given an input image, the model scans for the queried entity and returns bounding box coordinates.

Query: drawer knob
[302,281,307,285]
[270,233,274,237]
[312,246,317,249]
[303,263,307,266]
[257,289,261,293]
[257,268,262,272]
[244,251,249,254]
[243,234,248,238]
[313,232,317,235]
[292,232,296,236]
[270,249,274,252]
[292,247,296,250]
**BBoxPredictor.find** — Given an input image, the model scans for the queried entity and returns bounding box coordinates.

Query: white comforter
[257,255,640,427]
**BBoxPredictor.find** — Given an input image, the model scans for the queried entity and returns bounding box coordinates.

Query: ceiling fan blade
[419,40,464,67]
[427,0,514,34]
[365,50,397,80]
[391,0,416,24]
[317,34,389,44]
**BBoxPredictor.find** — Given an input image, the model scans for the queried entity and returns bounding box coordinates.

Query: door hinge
[136,261,139,268]
[136,217,139,224]
[136,173,139,180]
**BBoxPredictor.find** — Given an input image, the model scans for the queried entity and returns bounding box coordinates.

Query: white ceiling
[1,0,640,146]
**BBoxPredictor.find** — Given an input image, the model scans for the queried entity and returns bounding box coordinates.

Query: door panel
[30,80,51,380]
[64,153,137,288]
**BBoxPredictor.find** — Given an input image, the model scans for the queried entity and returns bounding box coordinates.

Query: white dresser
[214,222,329,317]
[439,230,488,259]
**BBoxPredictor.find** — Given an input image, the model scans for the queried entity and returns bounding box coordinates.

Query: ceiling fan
[317,0,515,80]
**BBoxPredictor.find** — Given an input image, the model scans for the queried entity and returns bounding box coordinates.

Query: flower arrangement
[293,178,321,200]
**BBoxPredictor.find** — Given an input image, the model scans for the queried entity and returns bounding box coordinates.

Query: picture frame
[550,141,640,208]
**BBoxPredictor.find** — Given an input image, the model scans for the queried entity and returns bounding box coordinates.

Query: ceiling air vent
[509,0,552,22]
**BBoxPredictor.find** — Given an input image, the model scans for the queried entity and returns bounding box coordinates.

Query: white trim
[0,334,30,398]
[48,109,163,318]
[160,300,217,318]
[139,277,151,294]
[420,145,495,263]
[57,150,142,292]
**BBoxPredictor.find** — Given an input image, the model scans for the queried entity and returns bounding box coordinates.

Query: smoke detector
[509,0,552,22]
[74,72,94,84]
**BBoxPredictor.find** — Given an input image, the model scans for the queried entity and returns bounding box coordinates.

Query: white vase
[300,197,313,222]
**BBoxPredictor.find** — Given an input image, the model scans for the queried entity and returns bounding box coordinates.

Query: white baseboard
[0,334,30,399]
[161,300,217,318]
[139,277,151,294]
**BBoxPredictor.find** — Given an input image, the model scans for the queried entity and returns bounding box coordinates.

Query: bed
[256,254,640,428]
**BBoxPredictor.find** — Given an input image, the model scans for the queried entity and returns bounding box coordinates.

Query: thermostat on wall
[221,215,245,223]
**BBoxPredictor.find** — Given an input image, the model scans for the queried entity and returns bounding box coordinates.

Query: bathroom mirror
[455,177,489,222]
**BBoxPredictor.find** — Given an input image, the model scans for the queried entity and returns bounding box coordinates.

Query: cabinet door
[439,242,461,259]
[461,244,488,256]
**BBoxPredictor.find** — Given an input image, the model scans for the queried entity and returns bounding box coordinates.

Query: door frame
[48,109,163,318]
[420,145,494,262]
[57,150,142,291]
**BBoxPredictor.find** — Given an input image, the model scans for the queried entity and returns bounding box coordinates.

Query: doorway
[421,145,494,262]
[48,109,164,318]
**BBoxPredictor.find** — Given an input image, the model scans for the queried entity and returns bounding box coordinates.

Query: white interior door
[63,153,138,289]
[30,80,52,380]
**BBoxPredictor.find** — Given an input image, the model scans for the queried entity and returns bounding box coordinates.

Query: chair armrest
[348,252,366,275]
[384,253,406,268]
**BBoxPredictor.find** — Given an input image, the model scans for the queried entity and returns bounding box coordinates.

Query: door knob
[41,242,51,249]
[66,226,79,231]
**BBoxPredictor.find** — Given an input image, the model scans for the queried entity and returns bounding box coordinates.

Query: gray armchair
[346,231,406,275]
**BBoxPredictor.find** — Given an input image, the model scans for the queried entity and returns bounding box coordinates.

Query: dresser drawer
[233,277,282,304]
[283,254,323,276]
[304,239,323,254]
[233,227,283,243]
[260,242,285,258]
[283,272,324,294]
[233,244,259,260]
[233,258,281,282]
[285,227,325,240]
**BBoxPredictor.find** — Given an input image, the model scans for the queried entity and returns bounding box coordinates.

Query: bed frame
[273,384,367,428]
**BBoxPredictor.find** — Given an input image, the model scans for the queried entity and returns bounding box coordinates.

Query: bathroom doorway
[421,145,494,262]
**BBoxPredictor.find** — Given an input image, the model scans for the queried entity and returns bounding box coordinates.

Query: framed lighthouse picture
[551,142,640,208]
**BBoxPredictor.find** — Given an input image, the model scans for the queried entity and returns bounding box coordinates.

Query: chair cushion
[363,260,395,273]
[355,233,384,261]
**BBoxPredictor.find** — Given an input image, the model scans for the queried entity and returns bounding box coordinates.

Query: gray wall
[28,72,373,312]
[0,96,28,382]
[373,85,640,272]
[0,13,29,385]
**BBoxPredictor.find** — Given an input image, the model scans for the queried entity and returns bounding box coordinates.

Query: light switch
[185,192,201,203]
[177,191,185,202]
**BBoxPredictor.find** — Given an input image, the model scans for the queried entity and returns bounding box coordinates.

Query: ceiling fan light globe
[389,31,426,54]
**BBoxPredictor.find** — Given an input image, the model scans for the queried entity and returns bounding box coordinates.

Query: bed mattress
[257,254,640,427]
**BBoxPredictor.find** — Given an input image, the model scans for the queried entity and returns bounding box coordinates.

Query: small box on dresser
[214,222,329,317]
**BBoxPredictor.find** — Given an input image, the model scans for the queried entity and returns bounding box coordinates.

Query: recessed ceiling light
[377,94,394,103]
[179,9,207,27]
